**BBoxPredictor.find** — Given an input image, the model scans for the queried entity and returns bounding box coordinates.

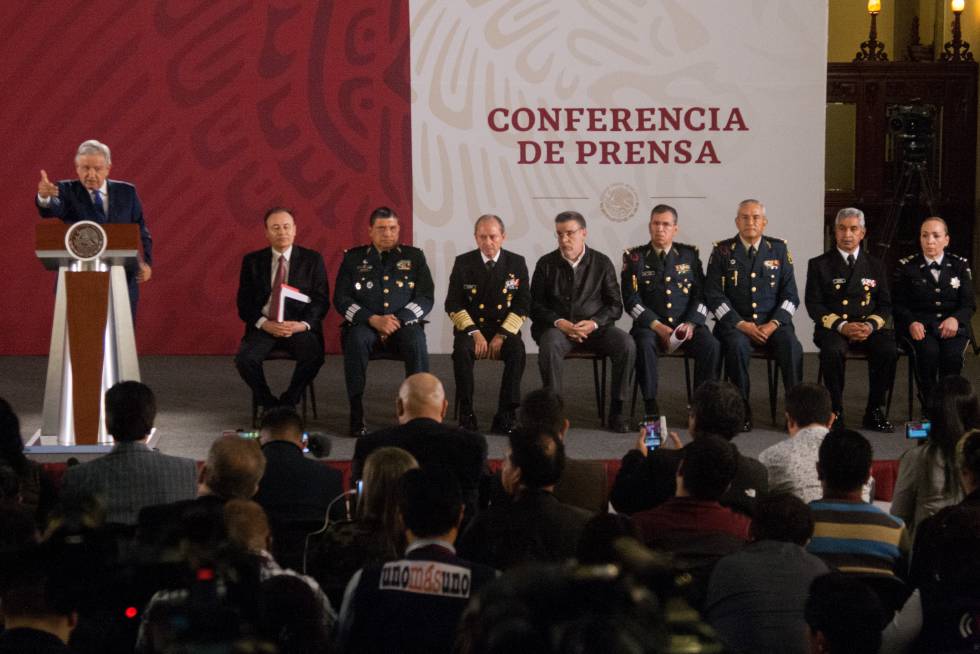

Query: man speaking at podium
[36,139,153,317]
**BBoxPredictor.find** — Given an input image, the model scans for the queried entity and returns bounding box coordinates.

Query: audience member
[137,434,266,547]
[258,575,333,654]
[309,447,418,607]
[458,428,592,570]
[0,542,84,653]
[759,383,854,503]
[337,466,497,654]
[890,375,980,534]
[909,427,980,590]
[610,380,767,516]
[575,513,639,566]
[631,434,750,608]
[807,429,909,576]
[881,504,980,653]
[514,388,608,513]
[222,500,334,632]
[704,493,828,654]
[352,372,487,520]
[253,406,343,524]
[804,573,884,654]
[60,382,197,525]
[0,397,58,527]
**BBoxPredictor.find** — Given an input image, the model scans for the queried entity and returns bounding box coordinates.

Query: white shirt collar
[837,246,860,262]
[405,538,456,555]
[739,237,762,252]
[924,253,944,266]
[561,245,587,268]
[91,182,108,195]
[271,245,293,261]
[480,251,501,265]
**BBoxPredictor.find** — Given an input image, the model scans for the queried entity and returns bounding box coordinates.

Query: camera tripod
[875,159,937,260]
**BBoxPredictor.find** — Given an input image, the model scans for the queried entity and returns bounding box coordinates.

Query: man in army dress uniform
[805,207,897,432]
[705,199,803,430]
[622,204,719,416]
[334,207,434,437]
[445,214,530,434]
[893,216,976,408]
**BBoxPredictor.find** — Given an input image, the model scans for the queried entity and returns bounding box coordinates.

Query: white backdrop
[410,0,828,353]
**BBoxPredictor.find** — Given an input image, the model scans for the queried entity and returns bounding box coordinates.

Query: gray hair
[75,139,111,165]
[737,198,766,215]
[835,207,865,228]
[474,214,505,234]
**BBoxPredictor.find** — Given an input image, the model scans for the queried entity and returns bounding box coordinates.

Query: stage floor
[1,352,957,464]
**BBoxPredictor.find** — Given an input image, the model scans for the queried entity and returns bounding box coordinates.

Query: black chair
[250,344,317,428]
[816,344,908,421]
[717,343,781,426]
[564,349,607,426]
[629,349,693,421]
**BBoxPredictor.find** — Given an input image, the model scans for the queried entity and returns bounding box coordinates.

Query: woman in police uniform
[892,217,976,409]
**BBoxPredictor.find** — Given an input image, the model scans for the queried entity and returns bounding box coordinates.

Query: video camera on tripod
[887,104,936,163]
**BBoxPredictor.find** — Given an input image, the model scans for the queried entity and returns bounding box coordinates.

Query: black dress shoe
[349,422,367,438]
[490,411,516,435]
[607,413,630,433]
[459,412,479,432]
[862,407,894,433]
[831,411,845,431]
[741,418,753,433]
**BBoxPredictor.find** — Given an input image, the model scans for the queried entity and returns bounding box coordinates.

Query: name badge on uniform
[397,259,412,271]
[675,263,691,274]
[357,264,372,273]
[504,278,520,290]
[763,259,780,270]
[463,284,477,290]
[832,278,846,285]
[640,270,655,278]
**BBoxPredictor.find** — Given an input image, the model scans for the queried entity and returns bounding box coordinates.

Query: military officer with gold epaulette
[805,207,897,432]
[334,206,434,436]
[893,216,976,408]
[705,199,803,431]
[622,204,719,416]
[445,214,530,433]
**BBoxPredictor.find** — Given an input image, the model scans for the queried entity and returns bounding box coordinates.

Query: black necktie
[92,190,106,220]
[847,254,855,269]
[486,259,495,272]
[380,250,390,266]
[658,250,666,264]
[747,245,756,262]
[928,261,941,271]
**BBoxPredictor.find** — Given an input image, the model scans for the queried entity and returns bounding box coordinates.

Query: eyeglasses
[556,228,582,240]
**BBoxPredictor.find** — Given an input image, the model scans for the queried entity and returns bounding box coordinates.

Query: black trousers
[234,328,325,406]
[632,324,719,401]
[452,329,525,414]
[904,331,968,405]
[341,323,429,400]
[815,328,897,413]
[536,326,635,404]
[715,322,802,402]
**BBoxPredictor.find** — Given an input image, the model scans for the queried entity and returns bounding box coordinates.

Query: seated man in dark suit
[254,406,343,525]
[457,426,592,570]
[352,373,487,520]
[235,207,329,411]
[610,380,768,517]
[530,210,635,432]
[60,381,197,525]
[36,139,153,317]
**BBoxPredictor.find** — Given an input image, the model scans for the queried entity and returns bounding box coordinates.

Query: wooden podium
[32,222,141,448]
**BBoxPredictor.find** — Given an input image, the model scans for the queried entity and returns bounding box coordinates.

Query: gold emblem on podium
[65,221,107,261]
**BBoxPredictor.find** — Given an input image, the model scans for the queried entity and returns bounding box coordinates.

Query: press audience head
[396,373,448,424]
[689,381,745,441]
[750,493,814,546]
[504,428,565,495]
[258,406,305,449]
[223,499,271,553]
[784,383,834,435]
[518,389,569,439]
[805,573,883,654]
[675,434,737,501]
[201,435,266,500]
[926,376,980,494]
[106,381,156,442]
[817,429,872,498]
[398,467,464,543]
[959,429,980,494]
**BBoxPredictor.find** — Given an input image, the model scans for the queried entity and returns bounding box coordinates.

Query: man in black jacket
[235,207,329,411]
[610,380,768,517]
[445,214,530,433]
[804,207,896,432]
[352,373,487,521]
[530,211,635,432]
